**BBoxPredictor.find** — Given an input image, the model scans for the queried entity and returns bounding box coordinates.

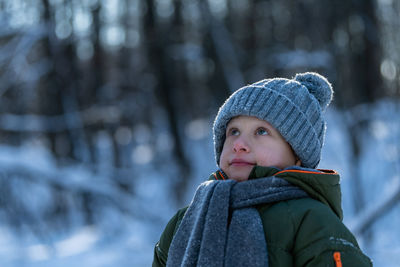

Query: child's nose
[233,138,250,153]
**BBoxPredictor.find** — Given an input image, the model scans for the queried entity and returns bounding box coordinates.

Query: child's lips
[229,159,255,166]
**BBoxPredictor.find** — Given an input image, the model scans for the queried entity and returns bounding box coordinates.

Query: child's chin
[222,166,252,182]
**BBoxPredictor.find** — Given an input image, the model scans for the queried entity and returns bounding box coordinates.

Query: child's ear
[295,157,302,166]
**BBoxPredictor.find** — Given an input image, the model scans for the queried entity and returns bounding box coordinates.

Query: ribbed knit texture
[166,177,308,267]
[213,72,333,168]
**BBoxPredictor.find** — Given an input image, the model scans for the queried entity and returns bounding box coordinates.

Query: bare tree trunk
[199,0,244,93]
[41,0,92,163]
[352,0,383,103]
[344,108,372,245]
[142,0,191,204]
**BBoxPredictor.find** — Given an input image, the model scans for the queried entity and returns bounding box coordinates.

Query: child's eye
[228,128,240,136]
[256,127,269,136]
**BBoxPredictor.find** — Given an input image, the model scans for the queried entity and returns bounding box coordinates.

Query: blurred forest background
[0,0,400,266]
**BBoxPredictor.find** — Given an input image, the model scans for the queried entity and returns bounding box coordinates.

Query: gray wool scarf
[166,176,308,267]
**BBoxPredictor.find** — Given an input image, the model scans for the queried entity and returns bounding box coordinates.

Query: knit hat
[213,72,333,169]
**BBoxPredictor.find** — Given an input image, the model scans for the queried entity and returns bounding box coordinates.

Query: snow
[0,99,399,266]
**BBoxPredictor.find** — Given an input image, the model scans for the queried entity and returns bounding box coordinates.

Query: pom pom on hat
[294,72,333,111]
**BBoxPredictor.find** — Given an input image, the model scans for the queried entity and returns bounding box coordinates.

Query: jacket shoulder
[152,207,187,267]
[259,198,372,266]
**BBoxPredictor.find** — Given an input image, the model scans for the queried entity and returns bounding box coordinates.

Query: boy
[152,72,372,266]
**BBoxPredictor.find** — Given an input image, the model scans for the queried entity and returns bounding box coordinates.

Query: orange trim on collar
[213,171,227,180]
[213,173,219,180]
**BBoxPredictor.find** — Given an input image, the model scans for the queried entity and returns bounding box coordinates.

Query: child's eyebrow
[259,124,273,131]
[226,122,238,129]
[259,121,275,130]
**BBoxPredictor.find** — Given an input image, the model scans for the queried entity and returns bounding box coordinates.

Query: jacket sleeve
[152,208,187,267]
[292,199,373,266]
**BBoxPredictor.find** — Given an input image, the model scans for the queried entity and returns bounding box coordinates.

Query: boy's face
[220,116,301,182]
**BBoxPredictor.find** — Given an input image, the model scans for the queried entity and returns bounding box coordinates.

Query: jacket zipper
[333,251,342,267]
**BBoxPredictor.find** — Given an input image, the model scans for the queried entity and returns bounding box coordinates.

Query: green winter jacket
[152,166,373,266]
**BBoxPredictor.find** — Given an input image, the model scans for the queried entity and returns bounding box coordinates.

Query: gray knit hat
[213,72,333,169]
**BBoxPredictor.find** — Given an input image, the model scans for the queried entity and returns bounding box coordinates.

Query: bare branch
[348,181,400,236]
[0,106,122,133]
[0,160,164,224]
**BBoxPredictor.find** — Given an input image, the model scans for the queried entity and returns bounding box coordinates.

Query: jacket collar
[209,165,343,220]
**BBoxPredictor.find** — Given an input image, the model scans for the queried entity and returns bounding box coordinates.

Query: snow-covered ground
[0,99,399,266]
